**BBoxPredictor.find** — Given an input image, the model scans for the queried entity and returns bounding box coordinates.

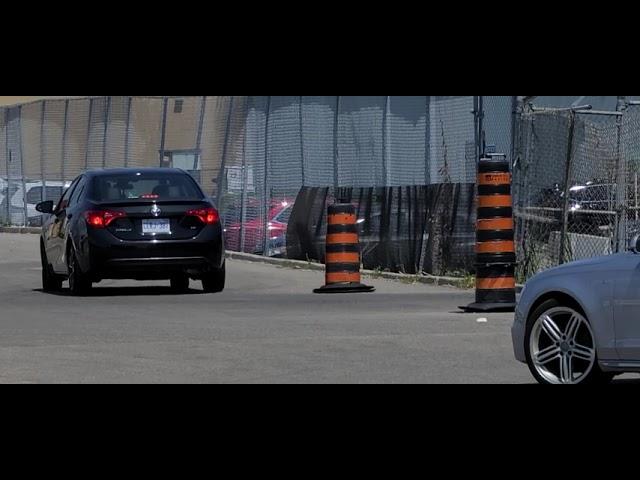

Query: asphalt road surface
[0,232,634,384]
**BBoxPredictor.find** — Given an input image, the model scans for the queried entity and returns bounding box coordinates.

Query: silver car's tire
[525,299,614,385]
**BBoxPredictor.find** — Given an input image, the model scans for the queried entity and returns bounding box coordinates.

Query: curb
[225,251,471,289]
[225,251,325,271]
[0,227,41,234]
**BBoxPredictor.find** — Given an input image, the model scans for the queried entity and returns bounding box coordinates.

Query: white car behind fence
[1,180,71,226]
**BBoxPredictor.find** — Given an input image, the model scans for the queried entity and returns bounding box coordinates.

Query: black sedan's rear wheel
[67,246,92,296]
[202,264,226,293]
[41,241,62,292]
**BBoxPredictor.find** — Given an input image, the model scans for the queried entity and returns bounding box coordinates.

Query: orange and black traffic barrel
[464,154,517,313]
[314,203,375,294]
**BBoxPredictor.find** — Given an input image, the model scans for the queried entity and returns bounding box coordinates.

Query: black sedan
[36,168,225,295]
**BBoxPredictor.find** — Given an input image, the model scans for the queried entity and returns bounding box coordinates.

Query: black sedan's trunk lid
[97,200,212,241]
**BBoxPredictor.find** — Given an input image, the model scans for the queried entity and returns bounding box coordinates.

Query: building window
[174,99,184,114]
[161,151,200,171]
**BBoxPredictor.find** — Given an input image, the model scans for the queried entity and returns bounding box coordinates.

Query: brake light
[186,207,219,225]
[84,210,127,229]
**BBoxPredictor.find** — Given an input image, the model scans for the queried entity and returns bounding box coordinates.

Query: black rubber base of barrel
[460,302,517,313]
[314,283,376,294]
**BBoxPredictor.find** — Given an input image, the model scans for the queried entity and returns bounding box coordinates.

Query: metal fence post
[333,96,341,195]
[615,96,628,252]
[4,108,10,224]
[512,97,526,257]
[473,96,481,163]
[299,96,306,187]
[239,104,248,253]
[559,110,576,265]
[40,101,47,202]
[478,96,485,157]
[217,96,235,213]
[424,96,431,186]
[17,106,27,226]
[85,98,94,171]
[159,97,168,167]
[383,95,391,187]
[195,96,206,174]
[262,96,272,256]
[124,97,132,168]
[61,100,69,182]
[510,96,520,169]
[102,96,111,168]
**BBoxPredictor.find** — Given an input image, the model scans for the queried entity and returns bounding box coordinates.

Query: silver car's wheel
[529,306,597,385]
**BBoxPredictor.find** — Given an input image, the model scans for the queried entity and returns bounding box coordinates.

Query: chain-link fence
[513,101,640,281]
[16,95,639,281]
[218,96,479,274]
[1,96,489,277]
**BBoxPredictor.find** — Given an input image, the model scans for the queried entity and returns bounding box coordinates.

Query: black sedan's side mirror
[631,235,640,255]
[36,201,54,214]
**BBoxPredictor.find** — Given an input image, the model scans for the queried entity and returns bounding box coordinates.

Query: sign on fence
[226,166,255,193]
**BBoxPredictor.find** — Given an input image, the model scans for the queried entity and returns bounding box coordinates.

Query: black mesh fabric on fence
[286,185,476,276]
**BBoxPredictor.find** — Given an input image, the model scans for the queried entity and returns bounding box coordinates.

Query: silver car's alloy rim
[530,307,596,385]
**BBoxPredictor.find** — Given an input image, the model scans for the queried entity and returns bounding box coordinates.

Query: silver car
[512,236,640,384]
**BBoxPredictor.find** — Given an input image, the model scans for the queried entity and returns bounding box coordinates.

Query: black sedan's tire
[170,275,190,293]
[41,242,62,292]
[202,264,226,293]
[67,246,92,296]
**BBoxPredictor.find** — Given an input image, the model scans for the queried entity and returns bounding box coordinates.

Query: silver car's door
[614,256,640,360]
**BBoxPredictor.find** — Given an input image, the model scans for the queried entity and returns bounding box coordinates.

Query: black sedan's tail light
[84,210,127,229]
[186,207,219,225]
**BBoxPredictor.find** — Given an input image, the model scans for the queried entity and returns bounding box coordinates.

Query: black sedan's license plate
[142,219,171,235]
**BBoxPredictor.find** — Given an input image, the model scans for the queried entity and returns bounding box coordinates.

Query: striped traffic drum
[314,204,375,294]
[465,155,517,312]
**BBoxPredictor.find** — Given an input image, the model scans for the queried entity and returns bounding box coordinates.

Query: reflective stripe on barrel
[326,252,360,264]
[328,213,357,225]
[478,195,512,208]
[477,218,514,231]
[476,277,516,290]
[475,264,516,303]
[326,272,362,284]
[476,241,515,254]
[478,172,511,186]
[325,204,361,285]
[327,233,359,244]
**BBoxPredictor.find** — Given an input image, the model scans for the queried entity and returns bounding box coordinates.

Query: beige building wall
[1,96,228,189]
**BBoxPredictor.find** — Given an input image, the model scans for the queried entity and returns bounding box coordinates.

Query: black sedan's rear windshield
[91,172,204,202]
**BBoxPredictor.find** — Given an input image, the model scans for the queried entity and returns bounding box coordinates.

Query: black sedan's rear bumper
[82,226,224,281]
